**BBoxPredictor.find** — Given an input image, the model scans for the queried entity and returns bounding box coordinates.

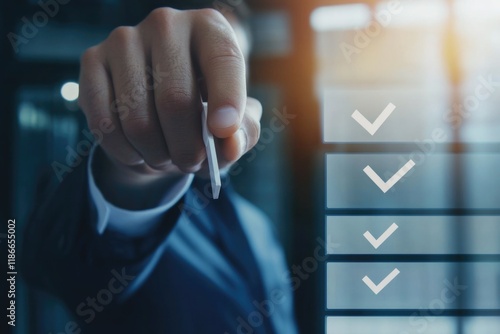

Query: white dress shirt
[87,147,194,236]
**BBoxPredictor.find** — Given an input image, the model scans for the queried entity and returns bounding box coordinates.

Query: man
[22,1,298,333]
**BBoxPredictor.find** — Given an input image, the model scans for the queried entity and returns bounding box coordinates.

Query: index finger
[191,9,247,139]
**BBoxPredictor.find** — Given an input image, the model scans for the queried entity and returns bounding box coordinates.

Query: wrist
[93,146,187,210]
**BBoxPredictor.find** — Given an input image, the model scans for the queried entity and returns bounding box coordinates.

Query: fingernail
[210,106,239,129]
[237,128,247,156]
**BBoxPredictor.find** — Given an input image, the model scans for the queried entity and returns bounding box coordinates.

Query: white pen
[202,103,221,199]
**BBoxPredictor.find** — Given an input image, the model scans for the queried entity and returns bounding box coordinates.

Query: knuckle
[106,26,136,47]
[209,48,244,66]
[80,46,100,67]
[196,8,226,23]
[146,7,177,29]
[206,38,244,67]
[195,9,243,66]
[156,86,192,112]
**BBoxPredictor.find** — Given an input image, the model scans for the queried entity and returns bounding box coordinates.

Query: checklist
[327,262,499,310]
[322,94,500,333]
[322,87,454,143]
[326,216,500,255]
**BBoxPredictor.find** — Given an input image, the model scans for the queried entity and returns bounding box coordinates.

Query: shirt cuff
[87,146,194,237]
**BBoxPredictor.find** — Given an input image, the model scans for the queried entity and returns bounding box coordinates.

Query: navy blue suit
[22,158,297,333]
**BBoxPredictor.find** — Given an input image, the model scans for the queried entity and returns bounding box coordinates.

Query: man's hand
[78,8,261,208]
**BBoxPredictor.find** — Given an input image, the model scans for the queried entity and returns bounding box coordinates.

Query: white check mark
[363,223,399,249]
[362,268,400,295]
[363,160,416,193]
[351,103,396,135]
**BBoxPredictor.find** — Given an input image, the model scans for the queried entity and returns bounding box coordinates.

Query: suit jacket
[22,157,297,334]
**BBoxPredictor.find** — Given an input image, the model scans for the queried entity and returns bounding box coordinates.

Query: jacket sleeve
[21,155,182,313]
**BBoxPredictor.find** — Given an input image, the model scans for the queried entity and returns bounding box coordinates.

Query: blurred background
[1,0,499,333]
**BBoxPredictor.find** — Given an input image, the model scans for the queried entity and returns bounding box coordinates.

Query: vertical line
[444,0,466,333]
[1,2,18,333]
